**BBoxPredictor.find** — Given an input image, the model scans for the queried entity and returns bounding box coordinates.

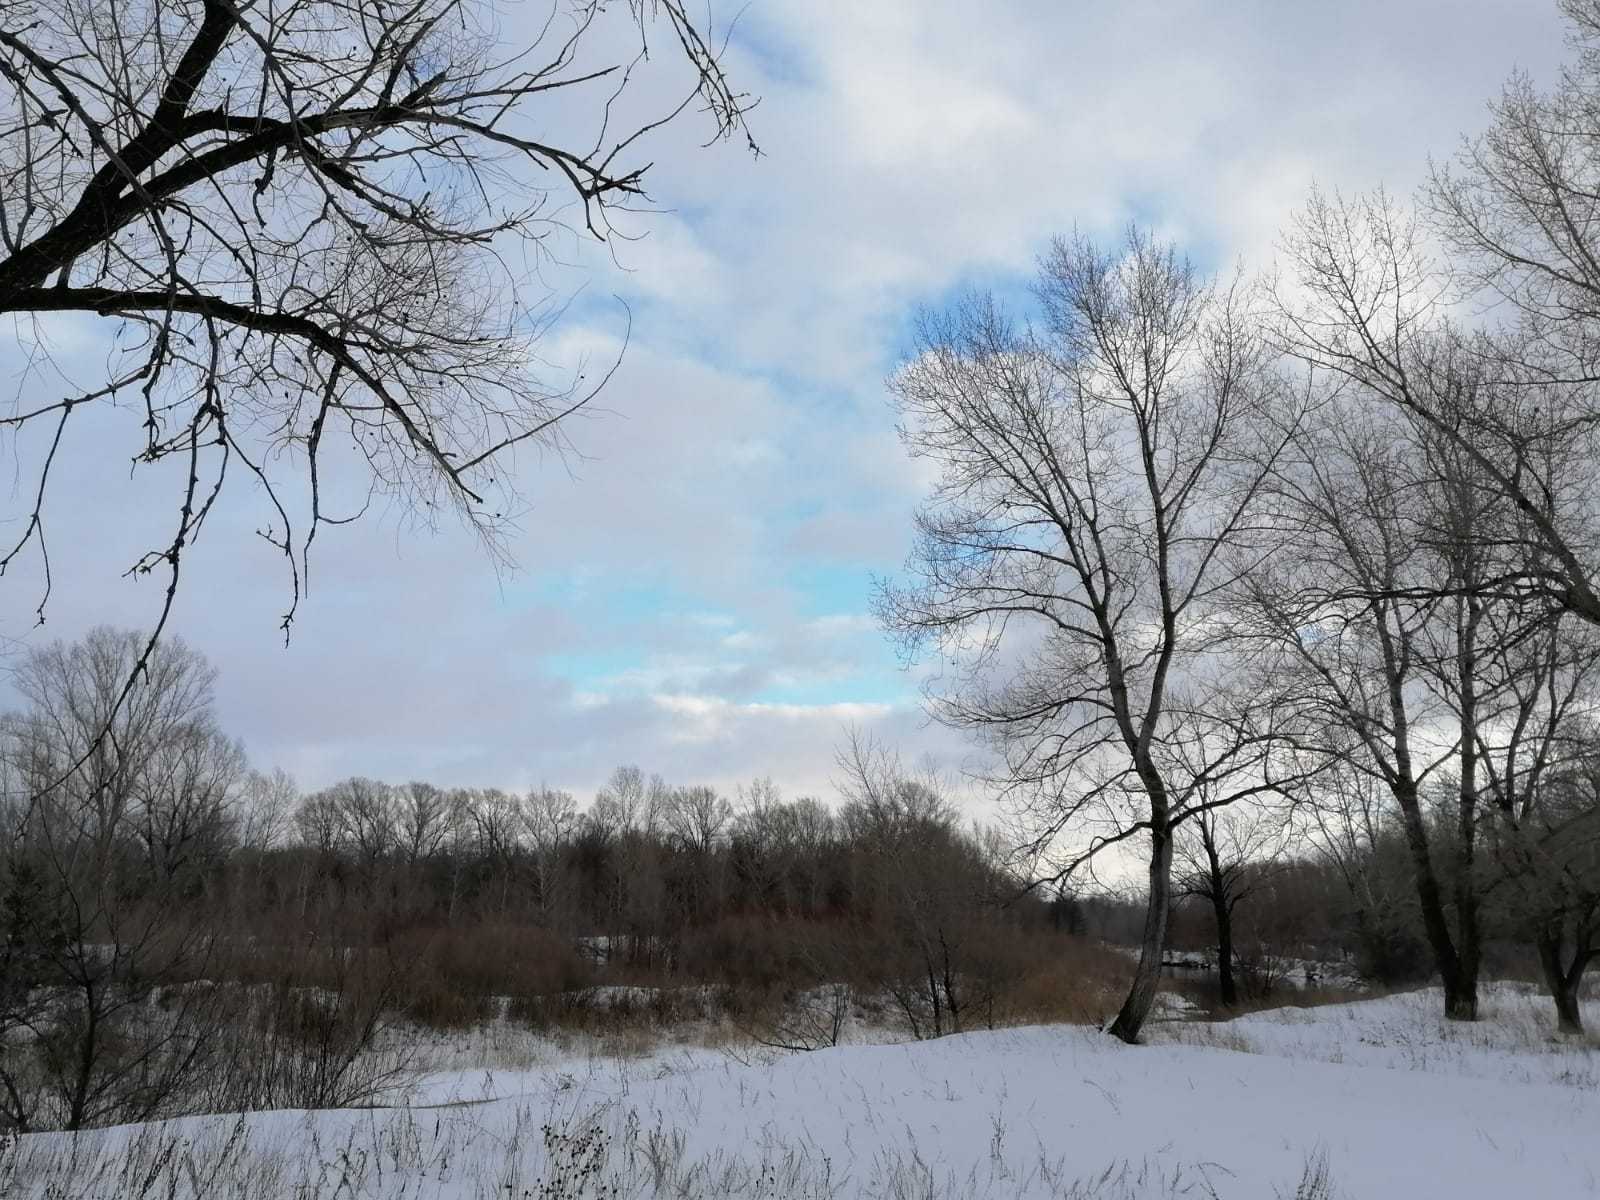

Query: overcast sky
[0,0,1571,806]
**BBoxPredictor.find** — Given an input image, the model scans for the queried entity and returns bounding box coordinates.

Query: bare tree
[133,720,246,883]
[1268,200,1600,1019]
[237,766,297,852]
[1277,187,1600,628]
[0,628,234,1130]
[294,788,342,857]
[1240,390,1497,1018]
[0,0,755,716]
[1174,803,1291,1007]
[663,784,733,855]
[835,731,970,1039]
[326,777,397,868]
[521,784,577,927]
[1428,0,1600,488]
[460,785,519,913]
[1514,751,1600,1034]
[592,765,664,837]
[393,780,461,869]
[1472,610,1600,1033]
[590,765,667,959]
[879,228,1312,1043]
[1302,763,1429,984]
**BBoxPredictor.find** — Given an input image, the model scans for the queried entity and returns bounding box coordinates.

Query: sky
[0,0,1572,807]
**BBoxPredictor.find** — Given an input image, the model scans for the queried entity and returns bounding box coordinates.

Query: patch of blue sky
[783,563,875,619]
[725,10,817,90]
[550,285,635,340]
[514,571,727,626]
[541,648,643,689]
[886,259,1044,364]
[887,198,1231,365]
[1115,191,1231,276]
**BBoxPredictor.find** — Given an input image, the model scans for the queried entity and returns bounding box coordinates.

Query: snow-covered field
[4,984,1596,1199]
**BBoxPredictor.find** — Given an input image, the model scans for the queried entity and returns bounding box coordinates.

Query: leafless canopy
[879,228,1323,1041]
[0,0,754,669]
[882,230,1309,871]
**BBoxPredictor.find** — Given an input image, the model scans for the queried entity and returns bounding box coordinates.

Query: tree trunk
[1451,602,1483,1024]
[1553,979,1584,1037]
[1213,894,1237,1008]
[1393,783,1475,1020]
[1442,969,1479,1023]
[1536,923,1586,1036]
[1107,824,1172,1044]
[68,975,99,1131]
[1200,822,1237,1008]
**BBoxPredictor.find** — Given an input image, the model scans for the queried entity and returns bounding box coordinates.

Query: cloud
[0,0,1572,813]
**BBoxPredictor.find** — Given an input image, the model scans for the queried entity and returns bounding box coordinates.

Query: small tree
[1475,611,1600,1034]
[1303,765,1432,985]
[835,732,992,1039]
[394,781,463,870]
[1174,804,1291,1006]
[0,628,236,1130]
[1240,381,1501,1019]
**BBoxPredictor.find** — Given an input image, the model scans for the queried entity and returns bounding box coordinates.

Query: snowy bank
[3,984,1595,1199]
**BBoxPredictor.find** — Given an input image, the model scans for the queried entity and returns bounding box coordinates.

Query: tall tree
[1473,609,1600,1033]
[1271,186,1600,1020]
[880,228,1311,1042]
[1241,391,1500,1019]
[1279,182,1600,632]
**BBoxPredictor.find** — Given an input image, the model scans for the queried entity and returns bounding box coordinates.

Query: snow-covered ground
[4,984,1596,1199]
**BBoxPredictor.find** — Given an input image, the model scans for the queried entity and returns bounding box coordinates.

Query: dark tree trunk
[1536,922,1587,1036]
[1107,822,1172,1044]
[1451,602,1483,1023]
[1442,972,1479,1023]
[1198,820,1238,1008]
[1393,782,1476,1020]
[1553,978,1584,1037]
[1213,893,1238,1008]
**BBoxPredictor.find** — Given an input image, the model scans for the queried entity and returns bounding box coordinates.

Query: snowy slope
[6,985,1597,1199]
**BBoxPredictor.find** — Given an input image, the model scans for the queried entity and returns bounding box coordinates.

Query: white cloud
[649,690,896,750]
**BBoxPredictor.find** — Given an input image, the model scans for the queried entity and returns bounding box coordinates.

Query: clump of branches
[0,0,755,734]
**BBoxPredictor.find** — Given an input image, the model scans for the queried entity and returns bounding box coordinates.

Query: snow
[6,984,1598,1198]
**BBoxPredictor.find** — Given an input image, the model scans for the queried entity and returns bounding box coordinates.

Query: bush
[983,933,1131,1027]
[388,922,593,1027]
[676,915,835,993]
[1353,924,1432,987]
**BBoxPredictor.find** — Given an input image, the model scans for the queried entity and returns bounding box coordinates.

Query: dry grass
[988,938,1134,1027]
[0,1104,1340,1200]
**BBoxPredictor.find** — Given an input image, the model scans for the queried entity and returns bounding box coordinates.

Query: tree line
[0,627,1103,1131]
